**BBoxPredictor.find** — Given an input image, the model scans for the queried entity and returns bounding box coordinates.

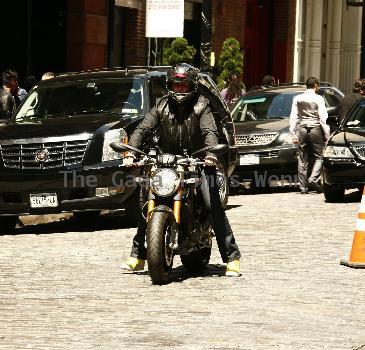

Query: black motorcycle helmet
[166,63,199,104]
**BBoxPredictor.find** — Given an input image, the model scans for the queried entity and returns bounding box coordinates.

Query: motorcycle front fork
[146,188,183,224]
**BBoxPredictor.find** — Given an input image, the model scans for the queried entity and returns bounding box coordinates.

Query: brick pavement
[0,190,365,350]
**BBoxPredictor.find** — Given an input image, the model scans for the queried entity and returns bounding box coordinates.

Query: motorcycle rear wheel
[147,211,175,285]
[180,246,211,273]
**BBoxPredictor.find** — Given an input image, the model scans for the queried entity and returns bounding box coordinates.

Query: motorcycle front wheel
[147,210,175,285]
[180,246,211,274]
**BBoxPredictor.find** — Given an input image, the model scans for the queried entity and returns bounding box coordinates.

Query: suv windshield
[344,100,365,128]
[232,92,298,122]
[16,78,144,121]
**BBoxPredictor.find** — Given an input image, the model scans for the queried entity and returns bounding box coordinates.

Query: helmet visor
[171,80,191,93]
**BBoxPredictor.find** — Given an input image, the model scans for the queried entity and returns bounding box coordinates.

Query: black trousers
[130,167,241,263]
[297,126,325,192]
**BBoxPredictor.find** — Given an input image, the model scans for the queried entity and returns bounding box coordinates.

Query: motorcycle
[110,142,228,284]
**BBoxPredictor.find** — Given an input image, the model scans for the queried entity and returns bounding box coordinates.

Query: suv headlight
[151,169,180,197]
[324,145,354,158]
[102,128,128,162]
[283,133,298,145]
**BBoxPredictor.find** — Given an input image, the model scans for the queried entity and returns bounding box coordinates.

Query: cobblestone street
[1,190,365,350]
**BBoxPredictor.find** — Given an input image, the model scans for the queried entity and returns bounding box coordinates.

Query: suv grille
[0,137,90,170]
[235,133,279,146]
[352,144,365,160]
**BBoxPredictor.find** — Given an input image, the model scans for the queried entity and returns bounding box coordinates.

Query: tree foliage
[162,38,197,65]
[216,37,244,89]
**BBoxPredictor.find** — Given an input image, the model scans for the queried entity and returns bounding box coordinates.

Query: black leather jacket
[0,89,15,120]
[129,94,219,156]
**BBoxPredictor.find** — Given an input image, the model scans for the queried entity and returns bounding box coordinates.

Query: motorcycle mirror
[109,142,146,155]
[192,144,229,157]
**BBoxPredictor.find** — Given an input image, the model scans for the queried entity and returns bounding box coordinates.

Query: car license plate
[240,154,259,165]
[29,193,58,208]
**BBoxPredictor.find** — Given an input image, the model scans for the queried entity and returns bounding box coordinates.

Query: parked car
[0,67,237,230]
[322,97,365,202]
[230,83,344,189]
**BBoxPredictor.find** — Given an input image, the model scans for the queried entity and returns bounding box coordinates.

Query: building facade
[2,0,362,93]
[293,0,363,93]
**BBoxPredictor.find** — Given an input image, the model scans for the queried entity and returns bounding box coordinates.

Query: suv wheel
[323,184,345,202]
[0,216,19,233]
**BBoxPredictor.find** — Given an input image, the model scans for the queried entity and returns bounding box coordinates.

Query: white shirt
[289,89,330,140]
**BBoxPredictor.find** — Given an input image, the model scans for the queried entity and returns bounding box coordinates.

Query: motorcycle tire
[147,210,175,285]
[180,246,211,274]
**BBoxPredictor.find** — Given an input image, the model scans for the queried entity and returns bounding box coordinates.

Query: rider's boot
[225,259,241,277]
[121,256,145,271]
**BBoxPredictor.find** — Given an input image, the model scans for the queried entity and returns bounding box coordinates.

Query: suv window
[232,92,298,122]
[16,78,144,121]
[344,100,365,128]
[148,77,168,108]
[320,88,341,107]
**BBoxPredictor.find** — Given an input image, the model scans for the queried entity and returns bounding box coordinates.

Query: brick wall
[212,0,246,61]
[286,0,296,81]
[65,0,295,78]
[271,0,296,82]
[67,0,108,71]
[124,6,147,66]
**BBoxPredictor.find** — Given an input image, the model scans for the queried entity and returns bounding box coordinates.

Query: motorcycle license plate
[240,154,259,165]
[29,193,58,208]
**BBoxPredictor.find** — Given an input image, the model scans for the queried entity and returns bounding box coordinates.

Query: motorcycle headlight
[324,145,354,158]
[102,128,128,162]
[151,169,180,197]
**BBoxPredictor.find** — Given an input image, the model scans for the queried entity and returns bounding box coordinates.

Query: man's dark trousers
[297,126,325,192]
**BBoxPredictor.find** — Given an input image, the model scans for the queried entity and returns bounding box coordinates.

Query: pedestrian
[23,75,38,92]
[2,69,27,109]
[121,63,241,277]
[220,72,245,109]
[0,88,15,121]
[262,74,276,86]
[289,77,330,194]
[338,79,364,123]
[41,72,55,80]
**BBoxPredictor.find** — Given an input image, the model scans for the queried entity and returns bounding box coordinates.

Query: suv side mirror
[327,106,337,116]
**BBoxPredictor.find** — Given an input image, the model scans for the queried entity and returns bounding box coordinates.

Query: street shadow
[127,263,228,284]
[322,189,362,204]
[230,185,298,196]
[337,190,362,203]
[4,213,136,236]
[225,204,242,211]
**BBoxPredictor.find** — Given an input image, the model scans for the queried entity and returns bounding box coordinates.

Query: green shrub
[163,38,197,65]
[216,37,243,90]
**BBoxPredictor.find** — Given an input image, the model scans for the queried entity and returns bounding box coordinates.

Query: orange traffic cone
[340,187,365,268]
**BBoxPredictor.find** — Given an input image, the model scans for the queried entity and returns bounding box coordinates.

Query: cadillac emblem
[35,149,49,163]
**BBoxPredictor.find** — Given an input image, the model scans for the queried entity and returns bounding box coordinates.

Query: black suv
[323,97,365,202]
[230,83,343,189]
[0,68,237,230]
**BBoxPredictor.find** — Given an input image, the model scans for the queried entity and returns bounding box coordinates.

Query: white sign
[146,0,184,38]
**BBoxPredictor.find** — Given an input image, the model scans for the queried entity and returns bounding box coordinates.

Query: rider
[121,63,241,277]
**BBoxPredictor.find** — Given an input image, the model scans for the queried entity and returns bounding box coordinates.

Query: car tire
[0,216,19,234]
[323,184,345,203]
